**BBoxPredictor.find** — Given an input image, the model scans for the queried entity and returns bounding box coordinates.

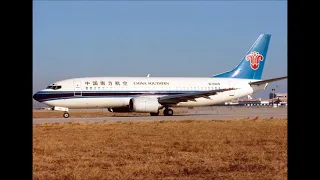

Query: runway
[33,107,287,124]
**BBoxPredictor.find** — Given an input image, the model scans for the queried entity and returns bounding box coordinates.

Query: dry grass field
[33,118,287,180]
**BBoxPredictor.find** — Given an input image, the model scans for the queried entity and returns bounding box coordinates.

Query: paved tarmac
[33,107,287,124]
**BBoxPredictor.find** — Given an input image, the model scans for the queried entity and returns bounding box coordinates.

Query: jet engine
[129,97,162,113]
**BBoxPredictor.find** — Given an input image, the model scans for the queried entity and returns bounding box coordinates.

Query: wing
[158,88,236,105]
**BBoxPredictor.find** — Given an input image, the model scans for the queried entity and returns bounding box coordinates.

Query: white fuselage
[35,77,267,109]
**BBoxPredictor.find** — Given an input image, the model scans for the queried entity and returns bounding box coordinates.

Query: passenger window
[90,87,92,90]
[86,87,88,90]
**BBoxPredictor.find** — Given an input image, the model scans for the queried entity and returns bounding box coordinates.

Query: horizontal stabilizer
[249,76,287,86]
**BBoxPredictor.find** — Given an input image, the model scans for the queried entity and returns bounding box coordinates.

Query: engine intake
[129,97,162,113]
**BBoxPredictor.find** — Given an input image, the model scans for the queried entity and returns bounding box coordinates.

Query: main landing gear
[149,108,174,116]
[163,108,174,116]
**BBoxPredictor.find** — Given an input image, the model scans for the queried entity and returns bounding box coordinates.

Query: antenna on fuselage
[147,74,150,77]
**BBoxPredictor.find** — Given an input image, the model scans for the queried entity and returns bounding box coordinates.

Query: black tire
[63,112,70,118]
[163,109,168,116]
[163,108,173,116]
[167,109,173,116]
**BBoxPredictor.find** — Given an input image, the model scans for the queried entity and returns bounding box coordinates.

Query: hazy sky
[33,1,287,99]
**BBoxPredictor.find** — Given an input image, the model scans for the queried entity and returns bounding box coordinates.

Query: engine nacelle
[129,97,162,113]
[108,107,131,113]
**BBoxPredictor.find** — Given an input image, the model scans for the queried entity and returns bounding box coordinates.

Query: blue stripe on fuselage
[34,90,202,102]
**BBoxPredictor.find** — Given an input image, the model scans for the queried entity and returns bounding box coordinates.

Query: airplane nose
[33,92,40,101]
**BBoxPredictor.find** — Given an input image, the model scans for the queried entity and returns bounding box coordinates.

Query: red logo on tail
[245,51,264,70]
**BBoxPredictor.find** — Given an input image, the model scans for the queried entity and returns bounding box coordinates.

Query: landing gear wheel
[150,111,160,116]
[63,112,70,118]
[163,108,174,116]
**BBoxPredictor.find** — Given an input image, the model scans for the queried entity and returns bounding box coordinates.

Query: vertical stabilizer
[212,34,271,79]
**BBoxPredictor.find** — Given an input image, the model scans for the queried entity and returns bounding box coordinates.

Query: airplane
[33,34,287,118]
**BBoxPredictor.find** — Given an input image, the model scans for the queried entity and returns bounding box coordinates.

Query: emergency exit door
[73,80,82,96]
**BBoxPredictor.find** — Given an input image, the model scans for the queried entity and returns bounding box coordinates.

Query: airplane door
[73,80,82,96]
[229,80,235,96]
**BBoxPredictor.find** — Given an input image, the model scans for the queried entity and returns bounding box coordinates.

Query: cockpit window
[46,85,62,90]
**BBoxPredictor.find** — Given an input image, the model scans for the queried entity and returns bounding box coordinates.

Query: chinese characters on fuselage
[84,81,170,86]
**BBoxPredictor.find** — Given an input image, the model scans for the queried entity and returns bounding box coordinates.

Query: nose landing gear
[63,112,70,118]
[50,106,70,118]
